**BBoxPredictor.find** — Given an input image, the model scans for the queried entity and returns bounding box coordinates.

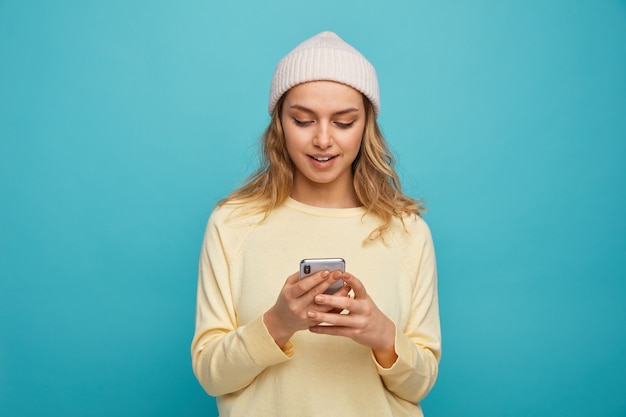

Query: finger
[290,270,330,297]
[310,304,343,314]
[331,282,351,298]
[309,324,352,337]
[314,290,350,313]
[317,270,346,295]
[341,273,367,299]
[285,271,300,285]
[313,292,355,312]
[311,282,350,314]
[306,270,345,297]
[307,310,353,327]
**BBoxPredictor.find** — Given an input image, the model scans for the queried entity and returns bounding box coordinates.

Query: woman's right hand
[263,270,348,349]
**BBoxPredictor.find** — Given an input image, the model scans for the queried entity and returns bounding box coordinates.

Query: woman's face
[281,81,366,206]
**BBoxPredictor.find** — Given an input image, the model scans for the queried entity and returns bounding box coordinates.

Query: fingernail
[322,271,330,278]
[307,311,316,318]
[315,295,324,303]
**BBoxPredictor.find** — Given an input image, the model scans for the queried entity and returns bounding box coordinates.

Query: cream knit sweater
[191,197,441,416]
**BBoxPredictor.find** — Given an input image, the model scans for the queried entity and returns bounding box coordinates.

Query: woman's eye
[335,121,355,129]
[293,118,312,127]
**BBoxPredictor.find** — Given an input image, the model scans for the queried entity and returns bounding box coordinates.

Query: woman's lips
[308,154,337,167]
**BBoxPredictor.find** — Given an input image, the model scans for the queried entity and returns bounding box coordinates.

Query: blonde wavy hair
[220,95,425,241]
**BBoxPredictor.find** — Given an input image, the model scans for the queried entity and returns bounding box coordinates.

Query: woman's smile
[309,154,338,166]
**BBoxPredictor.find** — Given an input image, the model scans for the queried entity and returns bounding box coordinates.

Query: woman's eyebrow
[288,104,360,116]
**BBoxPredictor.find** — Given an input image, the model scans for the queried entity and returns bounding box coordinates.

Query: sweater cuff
[239,315,293,367]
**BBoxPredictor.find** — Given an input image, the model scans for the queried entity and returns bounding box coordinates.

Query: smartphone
[299,258,345,294]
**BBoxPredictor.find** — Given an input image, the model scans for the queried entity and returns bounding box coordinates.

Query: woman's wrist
[373,345,398,368]
[372,320,398,368]
[263,308,293,349]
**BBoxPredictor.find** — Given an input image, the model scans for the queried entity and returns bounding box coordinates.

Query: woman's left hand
[307,272,398,368]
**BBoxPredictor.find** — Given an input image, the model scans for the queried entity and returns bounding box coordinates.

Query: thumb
[342,273,367,298]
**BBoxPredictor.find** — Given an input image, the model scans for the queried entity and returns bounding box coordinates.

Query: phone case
[299,258,345,294]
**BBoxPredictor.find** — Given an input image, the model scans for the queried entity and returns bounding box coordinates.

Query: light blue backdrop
[1,1,625,416]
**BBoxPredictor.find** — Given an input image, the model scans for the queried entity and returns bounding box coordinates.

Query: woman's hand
[307,273,398,368]
[263,270,349,349]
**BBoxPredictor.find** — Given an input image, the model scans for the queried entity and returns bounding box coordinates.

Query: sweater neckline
[284,197,366,218]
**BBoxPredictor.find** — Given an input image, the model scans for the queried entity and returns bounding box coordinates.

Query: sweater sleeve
[190,212,293,397]
[373,222,441,403]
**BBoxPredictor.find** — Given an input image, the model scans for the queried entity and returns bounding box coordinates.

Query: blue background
[1,1,625,416]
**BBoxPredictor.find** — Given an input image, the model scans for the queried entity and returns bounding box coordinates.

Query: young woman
[191,31,441,417]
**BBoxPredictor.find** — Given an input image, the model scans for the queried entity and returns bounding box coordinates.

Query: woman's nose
[312,124,332,149]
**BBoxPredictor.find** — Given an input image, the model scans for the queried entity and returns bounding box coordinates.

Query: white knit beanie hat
[268,31,380,117]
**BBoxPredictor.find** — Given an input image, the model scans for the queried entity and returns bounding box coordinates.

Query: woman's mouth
[310,155,335,162]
